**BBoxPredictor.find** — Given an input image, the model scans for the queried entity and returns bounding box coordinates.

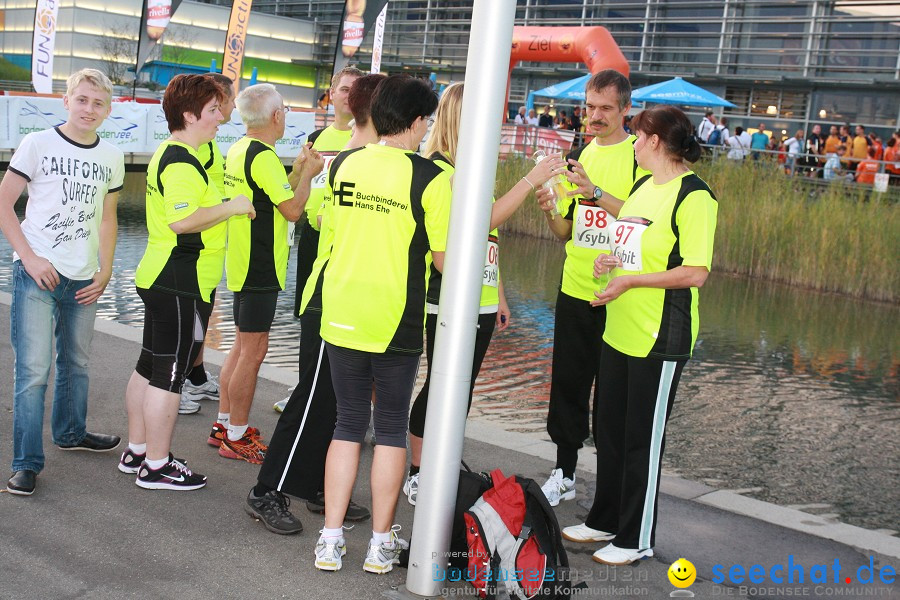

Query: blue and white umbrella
[631,77,736,108]
[526,74,591,110]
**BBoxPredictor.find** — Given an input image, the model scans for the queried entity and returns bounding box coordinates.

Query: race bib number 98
[611,216,652,272]
[574,202,611,251]
[483,237,499,288]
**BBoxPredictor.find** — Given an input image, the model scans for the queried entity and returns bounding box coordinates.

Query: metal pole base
[381,584,442,599]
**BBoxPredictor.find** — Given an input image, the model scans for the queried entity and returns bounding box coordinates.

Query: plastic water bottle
[532,149,565,216]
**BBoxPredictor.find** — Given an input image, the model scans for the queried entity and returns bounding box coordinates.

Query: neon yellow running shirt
[557,136,649,301]
[135,140,226,302]
[197,140,226,200]
[425,154,500,310]
[603,172,718,360]
[224,137,295,292]
[319,143,452,354]
[305,125,352,230]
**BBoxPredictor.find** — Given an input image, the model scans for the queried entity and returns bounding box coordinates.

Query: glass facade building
[200,0,899,137]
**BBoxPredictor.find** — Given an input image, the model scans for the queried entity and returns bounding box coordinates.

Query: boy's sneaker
[218,431,267,464]
[207,423,260,447]
[244,489,303,535]
[135,458,206,491]
[314,535,347,571]
[540,468,576,507]
[403,472,419,506]
[182,372,219,402]
[119,450,187,474]
[363,526,409,574]
[178,396,201,415]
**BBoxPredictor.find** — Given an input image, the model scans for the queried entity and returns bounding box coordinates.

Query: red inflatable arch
[506,26,630,116]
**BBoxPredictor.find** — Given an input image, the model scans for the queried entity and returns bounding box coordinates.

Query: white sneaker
[182,373,220,402]
[275,385,296,412]
[314,535,347,571]
[591,543,653,565]
[178,396,201,415]
[363,526,409,574]
[562,523,615,543]
[402,473,419,506]
[540,468,575,507]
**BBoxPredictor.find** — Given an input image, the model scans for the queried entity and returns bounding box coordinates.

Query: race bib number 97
[611,216,652,272]
[574,201,611,251]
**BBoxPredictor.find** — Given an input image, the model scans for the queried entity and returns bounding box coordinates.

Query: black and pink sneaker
[135,458,206,491]
[119,450,187,475]
[118,448,145,474]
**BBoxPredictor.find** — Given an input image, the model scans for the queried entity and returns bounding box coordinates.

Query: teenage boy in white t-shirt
[0,68,125,496]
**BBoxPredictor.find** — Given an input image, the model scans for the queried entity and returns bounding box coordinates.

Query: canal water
[0,174,897,534]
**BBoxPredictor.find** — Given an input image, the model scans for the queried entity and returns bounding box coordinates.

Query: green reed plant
[495,155,898,302]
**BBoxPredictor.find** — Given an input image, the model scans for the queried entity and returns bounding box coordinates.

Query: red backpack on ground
[464,470,570,599]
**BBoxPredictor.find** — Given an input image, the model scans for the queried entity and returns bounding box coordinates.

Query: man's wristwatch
[592,186,604,200]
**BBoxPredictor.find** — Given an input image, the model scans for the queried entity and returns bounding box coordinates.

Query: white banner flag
[371,4,388,74]
[31,0,60,94]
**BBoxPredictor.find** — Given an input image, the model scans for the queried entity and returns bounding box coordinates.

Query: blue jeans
[10,260,98,473]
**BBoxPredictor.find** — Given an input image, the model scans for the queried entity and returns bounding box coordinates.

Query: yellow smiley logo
[668,558,697,588]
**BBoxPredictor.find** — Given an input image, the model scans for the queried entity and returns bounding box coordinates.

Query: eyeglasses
[277,106,290,116]
[426,116,435,127]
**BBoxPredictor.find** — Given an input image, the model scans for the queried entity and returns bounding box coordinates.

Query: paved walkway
[0,293,896,599]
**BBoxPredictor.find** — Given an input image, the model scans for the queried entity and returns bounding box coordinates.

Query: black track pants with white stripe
[256,309,335,500]
[584,341,686,550]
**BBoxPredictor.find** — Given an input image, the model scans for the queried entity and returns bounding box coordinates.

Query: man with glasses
[209,84,323,464]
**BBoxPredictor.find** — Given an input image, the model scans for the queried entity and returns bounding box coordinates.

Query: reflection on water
[0,173,896,533]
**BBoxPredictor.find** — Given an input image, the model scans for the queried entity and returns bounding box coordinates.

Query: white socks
[227,423,248,442]
[145,457,168,470]
[372,530,391,545]
[218,412,230,427]
[321,527,343,542]
[128,442,146,455]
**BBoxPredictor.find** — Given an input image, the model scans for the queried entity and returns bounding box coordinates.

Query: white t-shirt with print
[8,127,125,280]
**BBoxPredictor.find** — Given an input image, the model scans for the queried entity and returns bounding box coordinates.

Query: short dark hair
[349,74,386,127]
[205,72,234,97]
[585,69,631,110]
[163,74,226,133]
[631,105,702,163]
[371,75,438,136]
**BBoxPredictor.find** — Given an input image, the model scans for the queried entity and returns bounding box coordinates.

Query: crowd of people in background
[513,104,898,186]
[513,103,586,133]
[696,110,900,185]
